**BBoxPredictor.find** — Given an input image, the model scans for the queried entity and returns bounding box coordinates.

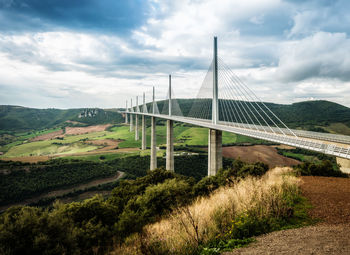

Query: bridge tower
[135,96,139,140]
[130,98,134,132]
[141,92,147,150]
[125,100,128,124]
[166,75,174,171]
[150,86,157,170]
[208,36,222,176]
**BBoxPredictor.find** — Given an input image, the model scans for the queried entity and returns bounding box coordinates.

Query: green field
[324,123,350,135]
[0,123,264,159]
[61,149,166,162]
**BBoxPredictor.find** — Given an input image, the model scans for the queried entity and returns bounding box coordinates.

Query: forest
[0,155,234,207]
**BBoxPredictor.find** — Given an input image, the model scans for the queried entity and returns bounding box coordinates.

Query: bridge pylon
[166,75,174,171]
[129,98,134,132]
[142,92,147,150]
[135,96,139,141]
[125,100,128,124]
[150,86,157,170]
[208,36,222,176]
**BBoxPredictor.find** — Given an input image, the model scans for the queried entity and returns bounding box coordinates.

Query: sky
[0,0,350,109]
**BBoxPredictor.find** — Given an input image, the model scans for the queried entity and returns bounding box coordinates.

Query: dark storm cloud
[0,0,150,33]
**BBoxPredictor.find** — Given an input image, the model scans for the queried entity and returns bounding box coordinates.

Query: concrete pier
[336,157,350,174]
[135,114,139,140]
[208,129,222,176]
[142,115,146,150]
[129,114,133,132]
[166,120,174,171]
[125,113,128,124]
[150,116,157,170]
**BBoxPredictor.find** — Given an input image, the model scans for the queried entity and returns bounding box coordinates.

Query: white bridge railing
[123,111,350,160]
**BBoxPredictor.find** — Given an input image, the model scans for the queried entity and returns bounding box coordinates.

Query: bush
[296,160,348,177]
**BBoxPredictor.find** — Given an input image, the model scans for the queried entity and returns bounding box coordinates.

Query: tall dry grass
[112,167,300,255]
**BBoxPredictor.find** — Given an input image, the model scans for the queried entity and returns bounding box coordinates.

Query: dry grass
[112,167,300,255]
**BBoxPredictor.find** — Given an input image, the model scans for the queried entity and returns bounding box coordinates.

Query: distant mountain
[264,100,350,128]
[0,106,124,131]
[148,99,350,132]
[1,100,350,133]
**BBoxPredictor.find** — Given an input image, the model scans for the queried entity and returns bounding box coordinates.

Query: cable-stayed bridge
[120,37,350,176]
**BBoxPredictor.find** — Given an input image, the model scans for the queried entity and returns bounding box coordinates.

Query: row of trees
[0,159,117,206]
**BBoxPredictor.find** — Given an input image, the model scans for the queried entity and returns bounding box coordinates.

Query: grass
[281,151,319,163]
[60,149,166,162]
[0,128,62,153]
[325,123,350,135]
[114,167,307,255]
[61,152,139,162]
[1,123,266,159]
[15,127,62,140]
[3,140,100,157]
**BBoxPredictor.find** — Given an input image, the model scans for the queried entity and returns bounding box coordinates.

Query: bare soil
[30,124,110,142]
[300,176,350,224]
[223,224,350,255]
[222,145,300,167]
[86,139,121,151]
[0,155,51,163]
[64,124,111,135]
[224,176,350,255]
[30,130,63,141]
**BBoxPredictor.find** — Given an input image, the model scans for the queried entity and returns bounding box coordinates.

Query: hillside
[0,105,124,131]
[148,99,350,133]
[1,100,350,133]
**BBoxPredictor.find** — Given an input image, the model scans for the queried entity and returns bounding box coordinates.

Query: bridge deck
[123,111,350,160]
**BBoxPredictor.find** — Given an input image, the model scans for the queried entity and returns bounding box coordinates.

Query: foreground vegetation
[0,160,270,254]
[0,156,346,254]
[118,167,305,255]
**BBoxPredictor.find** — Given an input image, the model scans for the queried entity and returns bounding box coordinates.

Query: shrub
[296,160,348,177]
[141,167,301,255]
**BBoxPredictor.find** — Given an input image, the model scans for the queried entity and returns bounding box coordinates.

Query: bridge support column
[135,114,139,140]
[125,113,128,124]
[142,115,146,150]
[150,116,157,170]
[208,129,222,176]
[336,157,350,174]
[129,114,134,132]
[166,120,174,171]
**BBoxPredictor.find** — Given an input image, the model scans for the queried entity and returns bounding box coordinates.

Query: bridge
[120,37,350,176]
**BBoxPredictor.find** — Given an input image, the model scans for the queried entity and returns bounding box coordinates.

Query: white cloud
[1,0,350,109]
[277,32,350,82]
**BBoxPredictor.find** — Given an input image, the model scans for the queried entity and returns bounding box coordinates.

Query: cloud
[0,0,350,109]
[0,0,150,34]
[277,32,350,82]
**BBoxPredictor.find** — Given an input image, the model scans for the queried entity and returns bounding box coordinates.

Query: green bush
[296,160,348,177]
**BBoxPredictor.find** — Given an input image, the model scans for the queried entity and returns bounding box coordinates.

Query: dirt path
[223,224,350,255]
[221,145,300,167]
[223,176,350,255]
[0,171,124,212]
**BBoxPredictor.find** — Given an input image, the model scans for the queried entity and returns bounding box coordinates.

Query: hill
[0,105,124,131]
[148,99,350,133]
[1,100,350,134]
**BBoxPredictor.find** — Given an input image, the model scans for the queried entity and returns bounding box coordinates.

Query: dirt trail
[224,176,350,255]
